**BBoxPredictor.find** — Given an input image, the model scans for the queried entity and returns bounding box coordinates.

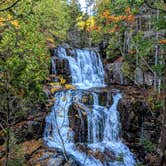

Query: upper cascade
[52,46,105,89]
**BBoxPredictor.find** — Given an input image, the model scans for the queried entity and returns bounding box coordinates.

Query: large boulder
[105,62,125,85]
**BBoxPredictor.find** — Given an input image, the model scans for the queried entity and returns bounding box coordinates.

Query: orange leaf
[125,7,131,14]
[127,15,135,23]
[159,39,166,44]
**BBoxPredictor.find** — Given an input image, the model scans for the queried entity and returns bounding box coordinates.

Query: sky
[79,0,86,12]
[79,0,94,14]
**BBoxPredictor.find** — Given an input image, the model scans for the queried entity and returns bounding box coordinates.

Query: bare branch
[144,0,166,13]
[0,0,20,12]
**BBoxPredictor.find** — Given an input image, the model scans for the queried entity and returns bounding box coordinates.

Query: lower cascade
[44,47,136,165]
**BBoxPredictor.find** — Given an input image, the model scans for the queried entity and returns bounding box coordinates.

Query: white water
[55,47,105,89]
[44,47,136,165]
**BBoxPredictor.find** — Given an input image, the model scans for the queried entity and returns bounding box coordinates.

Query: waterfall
[54,46,105,89]
[44,46,136,165]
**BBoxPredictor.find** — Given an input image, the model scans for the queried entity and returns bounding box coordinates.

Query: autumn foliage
[0,14,20,28]
[77,6,135,34]
[101,7,135,24]
[159,39,166,44]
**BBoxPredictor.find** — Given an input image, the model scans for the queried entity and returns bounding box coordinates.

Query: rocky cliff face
[104,61,154,86]
[117,85,161,165]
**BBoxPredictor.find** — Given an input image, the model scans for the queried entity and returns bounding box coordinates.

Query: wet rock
[52,57,72,83]
[47,155,65,166]
[88,148,115,162]
[91,87,113,106]
[81,92,93,105]
[26,144,81,166]
[104,148,116,161]
[68,104,88,143]
[64,157,81,166]
[97,91,110,106]
[66,48,76,57]
[0,137,5,145]
[76,144,115,163]
[76,143,88,153]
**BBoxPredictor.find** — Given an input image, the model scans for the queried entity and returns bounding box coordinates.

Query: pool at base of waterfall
[44,46,136,166]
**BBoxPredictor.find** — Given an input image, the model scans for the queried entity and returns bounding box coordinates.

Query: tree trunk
[160,57,166,166]
[4,71,11,166]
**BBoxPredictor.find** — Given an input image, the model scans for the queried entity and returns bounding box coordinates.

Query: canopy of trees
[0,0,165,165]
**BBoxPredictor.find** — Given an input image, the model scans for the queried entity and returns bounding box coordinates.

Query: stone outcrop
[26,145,81,166]
[11,111,46,143]
[76,144,116,163]
[68,103,88,143]
[51,57,72,83]
[116,85,161,165]
[105,62,125,85]
[90,87,113,106]
[105,61,154,86]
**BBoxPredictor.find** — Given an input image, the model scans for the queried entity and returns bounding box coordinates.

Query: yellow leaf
[82,112,86,116]
[0,17,5,26]
[49,82,60,86]
[11,20,20,28]
[77,20,86,30]
[46,77,51,81]
[50,87,61,93]
[64,84,76,90]
[47,38,54,43]
[7,14,12,20]
[82,96,87,103]
[36,164,41,166]
[60,78,66,85]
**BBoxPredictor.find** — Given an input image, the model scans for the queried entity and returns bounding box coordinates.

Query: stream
[44,46,136,166]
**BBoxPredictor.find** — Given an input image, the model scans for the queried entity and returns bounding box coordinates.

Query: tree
[89,0,166,164]
[0,0,73,165]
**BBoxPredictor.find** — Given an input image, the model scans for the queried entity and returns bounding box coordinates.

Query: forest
[0,0,166,166]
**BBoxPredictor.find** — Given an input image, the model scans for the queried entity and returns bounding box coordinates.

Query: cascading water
[55,46,105,89]
[44,46,136,165]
